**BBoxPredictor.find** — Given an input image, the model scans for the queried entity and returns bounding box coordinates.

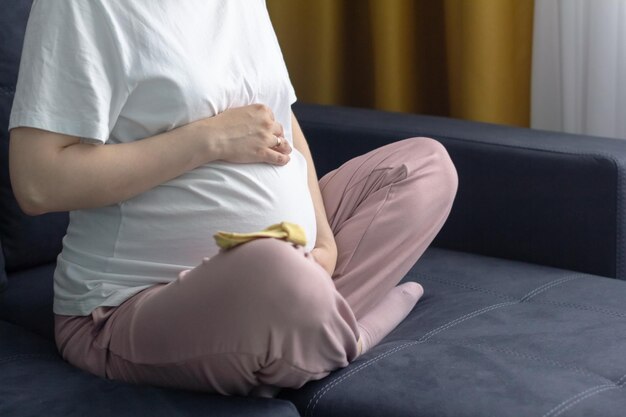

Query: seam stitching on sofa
[542,373,626,417]
[306,300,516,416]
[0,353,59,365]
[469,344,605,382]
[519,275,581,301]
[411,272,519,300]
[415,272,626,318]
[306,275,582,416]
[548,385,619,417]
[418,301,516,342]
[529,299,626,318]
[425,340,606,381]
[305,337,616,417]
[305,341,418,417]
[419,274,579,346]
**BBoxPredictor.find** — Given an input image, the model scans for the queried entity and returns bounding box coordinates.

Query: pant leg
[55,238,360,397]
[319,137,458,319]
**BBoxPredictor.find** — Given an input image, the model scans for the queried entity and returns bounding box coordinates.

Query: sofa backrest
[294,103,626,280]
[0,0,69,276]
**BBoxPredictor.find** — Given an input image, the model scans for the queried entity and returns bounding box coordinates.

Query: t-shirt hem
[53,285,153,316]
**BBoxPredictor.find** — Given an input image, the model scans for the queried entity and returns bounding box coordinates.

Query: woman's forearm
[9,122,219,215]
[10,104,289,216]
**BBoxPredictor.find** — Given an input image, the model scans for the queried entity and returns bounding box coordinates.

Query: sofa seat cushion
[280,247,626,417]
[0,320,300,417]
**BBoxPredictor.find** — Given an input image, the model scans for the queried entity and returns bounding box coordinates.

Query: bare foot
[357,282,424,355]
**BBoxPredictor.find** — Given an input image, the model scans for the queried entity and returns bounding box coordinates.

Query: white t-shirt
[9,0,317,316]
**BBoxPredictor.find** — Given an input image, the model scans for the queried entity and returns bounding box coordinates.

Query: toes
[399,281,424,299]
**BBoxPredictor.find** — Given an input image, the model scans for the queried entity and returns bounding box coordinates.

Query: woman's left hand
[310,243,338,277]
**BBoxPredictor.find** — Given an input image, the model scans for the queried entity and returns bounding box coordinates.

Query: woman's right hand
[202,104,292,166]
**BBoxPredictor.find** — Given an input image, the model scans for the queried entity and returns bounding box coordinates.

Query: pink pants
[54,137,458,397]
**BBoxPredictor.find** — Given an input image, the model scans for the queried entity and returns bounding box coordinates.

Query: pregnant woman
[8,1,457,397]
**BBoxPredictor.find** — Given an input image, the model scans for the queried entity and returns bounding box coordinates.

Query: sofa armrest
[293,102,626,280]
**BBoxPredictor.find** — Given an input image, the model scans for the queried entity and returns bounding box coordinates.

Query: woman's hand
[202,104,292,166]
[310,242,338,277]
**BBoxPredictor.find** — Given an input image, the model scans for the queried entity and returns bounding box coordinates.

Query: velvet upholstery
[280,247,626,417]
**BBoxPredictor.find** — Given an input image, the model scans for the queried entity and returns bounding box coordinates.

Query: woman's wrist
[311,241,338,276]
[184,117,224,164]
[315,237,337,251]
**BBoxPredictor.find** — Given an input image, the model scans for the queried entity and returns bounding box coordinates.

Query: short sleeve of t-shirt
[9,0,129,144]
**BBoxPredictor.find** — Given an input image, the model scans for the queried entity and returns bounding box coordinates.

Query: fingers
[253,104,289,152]
[270,134,283,149]
[271,120,284,138]
[259,105,290,155]
[265,148,291,166]
[269,121,291,155]
[270,134,292,153]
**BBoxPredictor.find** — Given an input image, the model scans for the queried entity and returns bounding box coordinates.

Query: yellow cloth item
[213,222,307,250]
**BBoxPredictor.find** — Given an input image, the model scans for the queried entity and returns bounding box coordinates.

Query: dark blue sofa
[4,2,626,417]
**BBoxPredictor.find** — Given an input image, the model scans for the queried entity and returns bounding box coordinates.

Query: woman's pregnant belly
[61,148,318,278]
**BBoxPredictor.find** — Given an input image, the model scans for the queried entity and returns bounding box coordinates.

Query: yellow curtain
[267,0,534,127]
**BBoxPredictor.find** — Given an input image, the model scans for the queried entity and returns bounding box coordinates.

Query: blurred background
[267,0,626,140]
[267,0,534,128]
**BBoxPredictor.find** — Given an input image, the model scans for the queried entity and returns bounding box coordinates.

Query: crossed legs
[55,137,458,397]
